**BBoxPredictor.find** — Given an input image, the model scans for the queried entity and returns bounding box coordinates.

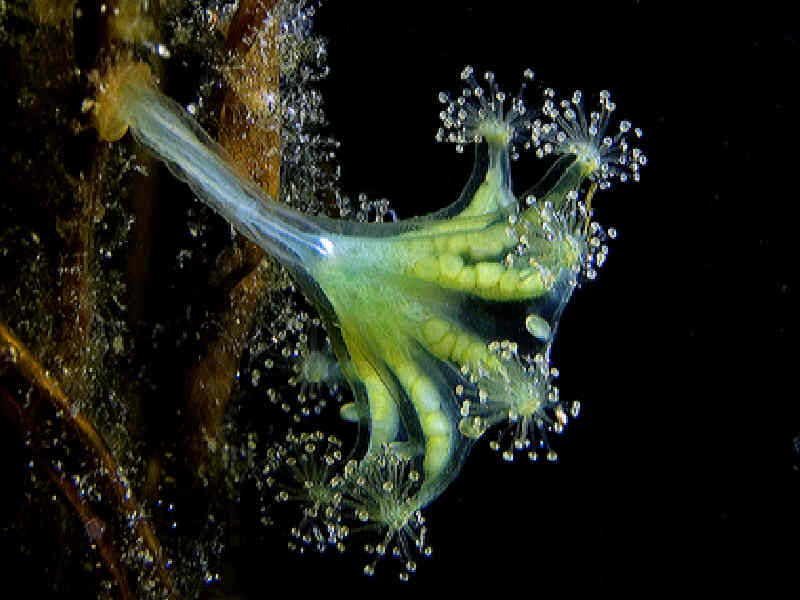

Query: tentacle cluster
[264,437,430,580]
[534,88,647,188]
[249,294,343,421]
[264,431,349,553]
[342,448,430,581]
[436,66,536,158]
[457,344,579,462]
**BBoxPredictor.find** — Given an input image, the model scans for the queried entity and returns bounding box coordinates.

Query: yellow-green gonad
[93,62,644,520]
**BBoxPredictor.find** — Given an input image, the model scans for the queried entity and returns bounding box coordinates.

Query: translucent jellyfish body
[92,61,644,577]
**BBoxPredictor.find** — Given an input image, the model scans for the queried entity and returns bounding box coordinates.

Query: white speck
[319,237,334,256]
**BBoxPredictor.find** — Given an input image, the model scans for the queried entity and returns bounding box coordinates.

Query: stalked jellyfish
[90,61,645,578]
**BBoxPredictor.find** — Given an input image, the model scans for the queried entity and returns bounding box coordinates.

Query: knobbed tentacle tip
[436,65,536,157]
[536,87,647,188]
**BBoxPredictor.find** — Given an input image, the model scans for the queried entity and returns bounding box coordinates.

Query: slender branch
[55,157,102,394]
[45,464,134,600]
[184,256,271,482]
[0,321,175,597]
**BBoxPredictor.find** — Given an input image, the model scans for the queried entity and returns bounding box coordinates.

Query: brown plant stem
[226,0,280,55]
[184,257,271,481]
[55,156,103,393]
[184,0,280,483]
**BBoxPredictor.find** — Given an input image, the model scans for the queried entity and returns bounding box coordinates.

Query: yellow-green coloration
[303,115,594,499]
[92,61,644,540]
